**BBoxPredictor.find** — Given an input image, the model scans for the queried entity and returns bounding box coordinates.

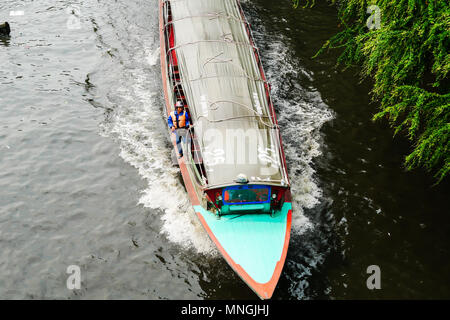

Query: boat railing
[187,74,267,83]
[163,0,237,5]
[163,12,246,26]
[196,115,273,129]
[194,99,274,128]
[200,51,250,80]
[273,128,291,186]
[236,0,290,185]
[235,0,278,126]
[205,180,289,191]
[184,127,208,186]
[166,39,259,58]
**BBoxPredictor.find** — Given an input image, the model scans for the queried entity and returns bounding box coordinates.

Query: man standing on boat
[168,100,190,158]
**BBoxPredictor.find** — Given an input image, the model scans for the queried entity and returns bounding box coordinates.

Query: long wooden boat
[159,0,292,299]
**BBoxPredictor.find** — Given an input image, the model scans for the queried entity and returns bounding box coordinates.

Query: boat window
[222,185,270,205]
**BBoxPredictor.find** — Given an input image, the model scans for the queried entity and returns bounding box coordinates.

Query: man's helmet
[176,101,184,108]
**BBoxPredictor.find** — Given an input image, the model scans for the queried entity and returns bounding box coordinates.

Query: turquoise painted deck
[194,202,292,284]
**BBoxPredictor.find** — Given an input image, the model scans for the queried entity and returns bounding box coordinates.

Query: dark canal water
[1,0,448,299]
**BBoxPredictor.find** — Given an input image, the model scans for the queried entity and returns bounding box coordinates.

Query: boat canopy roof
[166,0,289,188]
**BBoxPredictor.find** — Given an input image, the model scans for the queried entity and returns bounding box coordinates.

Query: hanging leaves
[297,0,450,182]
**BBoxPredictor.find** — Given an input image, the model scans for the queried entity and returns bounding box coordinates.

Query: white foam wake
[260,34,334,235]
[100,46,217,254]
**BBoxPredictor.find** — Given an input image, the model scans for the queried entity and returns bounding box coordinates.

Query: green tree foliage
[294,0,449,182]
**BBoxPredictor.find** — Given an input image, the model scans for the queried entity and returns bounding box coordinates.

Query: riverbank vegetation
[293,0,449,182]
